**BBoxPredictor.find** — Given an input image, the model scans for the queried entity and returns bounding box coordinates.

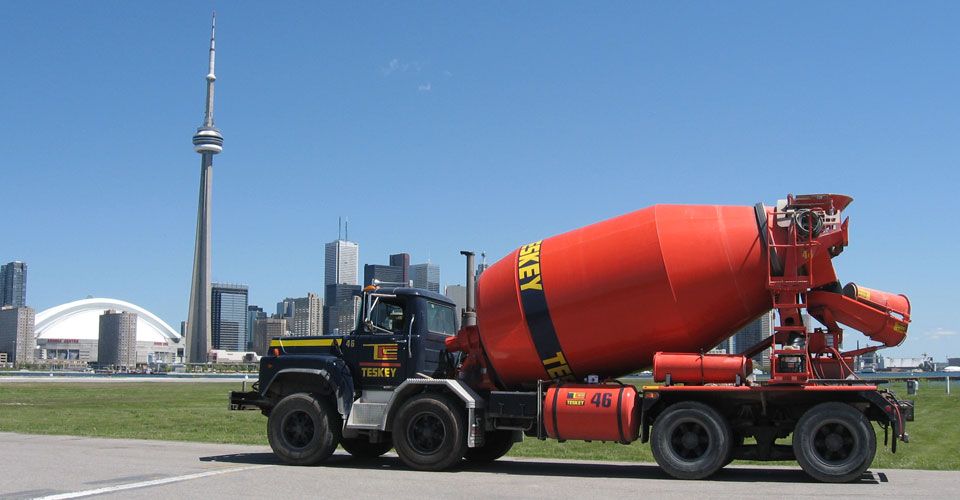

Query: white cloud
[443,70,453,78]
[418,82,432,92]
[381,58,423,76]
[925,328,957,340]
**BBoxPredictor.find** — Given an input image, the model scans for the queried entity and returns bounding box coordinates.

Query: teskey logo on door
[371,344,399,361]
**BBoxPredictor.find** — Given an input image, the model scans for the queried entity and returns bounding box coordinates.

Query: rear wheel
[651,402,732,479]
[392,393,466,471]
[267,393,342,465]
[340,437,393,459]
[464,430,515,463]
[793,402,876,483]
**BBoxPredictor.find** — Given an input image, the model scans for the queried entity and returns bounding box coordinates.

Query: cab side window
[368,300,405,334]
[426,301,457,335]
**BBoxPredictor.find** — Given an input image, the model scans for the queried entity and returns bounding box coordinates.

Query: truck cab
[341,286,458,389]
[230,286,486,468]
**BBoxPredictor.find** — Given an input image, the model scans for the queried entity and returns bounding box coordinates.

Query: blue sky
[1,1,957,359]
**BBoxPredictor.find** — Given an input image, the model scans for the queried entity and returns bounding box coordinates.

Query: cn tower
[185,13,223,363]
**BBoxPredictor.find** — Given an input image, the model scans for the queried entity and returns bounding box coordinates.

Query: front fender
[260,355,355,418]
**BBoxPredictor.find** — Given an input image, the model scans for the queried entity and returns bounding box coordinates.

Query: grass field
[0,379,957,470]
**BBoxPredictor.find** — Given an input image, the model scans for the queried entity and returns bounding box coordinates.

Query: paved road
[0,433,956,499]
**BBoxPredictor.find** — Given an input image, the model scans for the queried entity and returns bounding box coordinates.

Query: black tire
[267,393,342,466]
[464,430,515,463]
[793,402,877,483]
[392,393,467,471]
[340,437,393,459]
[651,401,732,480]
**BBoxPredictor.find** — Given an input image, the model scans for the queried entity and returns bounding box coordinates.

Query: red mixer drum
[543,384,640,443]
[476,204,774,388]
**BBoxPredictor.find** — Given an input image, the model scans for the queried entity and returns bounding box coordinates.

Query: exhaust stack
[460,251,477,327]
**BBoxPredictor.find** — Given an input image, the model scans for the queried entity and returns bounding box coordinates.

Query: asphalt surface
[1,433,957,499]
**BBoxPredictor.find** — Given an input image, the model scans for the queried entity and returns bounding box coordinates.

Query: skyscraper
[731,310,776,371]
[411,263,441,293]
[444,285,467,329]
[325,239,359,286]
[325,233,359,334]
[98,310,137,369]
[324,284,361,335]
[276,299,296,319]
[283,293,323,336]
[185,13,224,363]
[389,253,410,284]
[254,317,286,356]
[363,264,404,286]
[246,305,266,350]
[212,283,248,351]
[0,261,27,307]
[475,252,489,279]
[0,306,35,365]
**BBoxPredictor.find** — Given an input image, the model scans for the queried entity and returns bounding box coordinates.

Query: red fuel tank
[475,204,772,389]
[543,384,640,443]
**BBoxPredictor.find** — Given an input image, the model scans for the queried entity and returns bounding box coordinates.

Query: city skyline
[1,4,956,358]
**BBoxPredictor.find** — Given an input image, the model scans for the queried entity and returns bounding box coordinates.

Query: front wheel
[267,393,342,465]
[392,393,466,471]
[651,401,732,480]
[793,402,877,483]
[341,437,393,459]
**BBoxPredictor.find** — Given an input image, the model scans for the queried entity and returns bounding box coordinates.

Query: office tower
[475,252,489,279]
[363,264,404,286]
[283,293,322,336]
[212,283,248,351]
[254,317,286,356]
[0,306,35,364]
[0,261,27,307]
[444,285,467,329]
[324,284,361,335]
[389,253,410,283]
[246,305,265,350]
[731,310,776,371]
[411,263,441,293]
[276,299,295,319]
[98,310,137,368]
[185,14,224,364]
[325,239,359,286]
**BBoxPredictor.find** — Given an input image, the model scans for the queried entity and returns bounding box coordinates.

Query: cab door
[416,300,458,375]
[343,294,410,390]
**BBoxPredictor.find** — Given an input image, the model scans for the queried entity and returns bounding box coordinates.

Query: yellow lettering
[518,252,539,267]
[547,365,573,379]
[542,351,567,367]
[361,367,398,378]
[518,264,540,279]
[519,274,542,290]
[519,242,541,256]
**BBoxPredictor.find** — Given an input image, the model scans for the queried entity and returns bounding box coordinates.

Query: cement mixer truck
[230,193,913,482]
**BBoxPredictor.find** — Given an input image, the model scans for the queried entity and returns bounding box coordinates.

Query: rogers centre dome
[35,298,181,343]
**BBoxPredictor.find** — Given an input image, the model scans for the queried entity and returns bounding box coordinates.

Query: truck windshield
[426,301,457,335]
